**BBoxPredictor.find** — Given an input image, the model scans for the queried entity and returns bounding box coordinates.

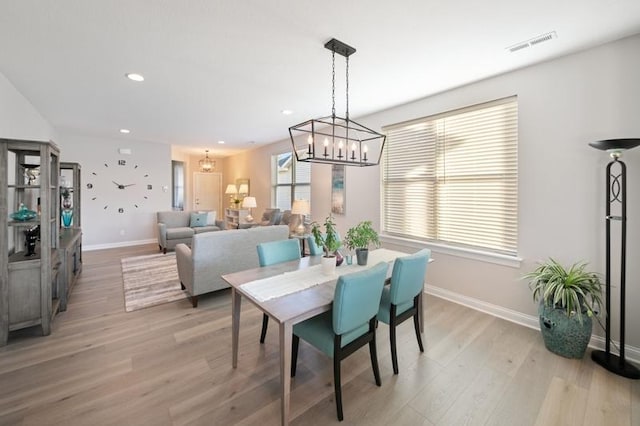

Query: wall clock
[86,159,152,213]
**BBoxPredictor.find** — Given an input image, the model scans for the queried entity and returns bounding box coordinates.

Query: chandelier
[289,38,385,167]
[199,150,215,172]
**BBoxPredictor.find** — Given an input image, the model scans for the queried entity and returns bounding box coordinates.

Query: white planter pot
[321,256,336,276]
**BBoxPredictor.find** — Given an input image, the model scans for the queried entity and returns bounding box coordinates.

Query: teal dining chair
[256,238,301,343]
[291,262,388,421]
[307,231,341,256]
[377,248,431,374]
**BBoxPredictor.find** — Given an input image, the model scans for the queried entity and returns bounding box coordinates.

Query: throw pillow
[198,210,217,225]
[207,210,216,225]
[190,212,208,227]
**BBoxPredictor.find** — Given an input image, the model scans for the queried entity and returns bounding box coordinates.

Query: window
[171,160,185,211]
[382,97,518,255]
[272,152,311,210]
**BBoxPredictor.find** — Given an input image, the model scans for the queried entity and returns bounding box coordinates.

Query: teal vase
[538,301,592,359]
[61,209,73,228]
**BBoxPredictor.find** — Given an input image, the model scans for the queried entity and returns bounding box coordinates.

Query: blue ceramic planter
[538,302,592,359]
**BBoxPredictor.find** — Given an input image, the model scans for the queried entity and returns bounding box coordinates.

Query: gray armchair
[259,208,282,226]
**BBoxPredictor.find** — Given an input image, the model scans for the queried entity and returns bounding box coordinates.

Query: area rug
[121,252,188,312]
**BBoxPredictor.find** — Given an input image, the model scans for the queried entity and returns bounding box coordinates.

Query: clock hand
[112,180,126,190]
[122,183,136,188]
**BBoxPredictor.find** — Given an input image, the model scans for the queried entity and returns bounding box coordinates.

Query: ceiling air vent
[506,31,557,53]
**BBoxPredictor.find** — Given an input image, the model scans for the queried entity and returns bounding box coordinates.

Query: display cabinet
[225,208,249,228]
[58,162,82,312]
[60,162,81,228]
[57,227,82,311]
[1,138,60,346]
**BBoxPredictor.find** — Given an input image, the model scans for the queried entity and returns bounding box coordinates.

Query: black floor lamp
[589,138,640,379]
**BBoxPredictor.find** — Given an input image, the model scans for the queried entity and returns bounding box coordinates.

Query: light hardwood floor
[1,244,639,425]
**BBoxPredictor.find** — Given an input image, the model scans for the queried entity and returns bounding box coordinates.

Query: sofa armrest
[157,222,168,248]
[175,243,194,294]
[215,219,227,230]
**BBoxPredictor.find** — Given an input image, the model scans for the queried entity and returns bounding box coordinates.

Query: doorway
[193,172,222,212]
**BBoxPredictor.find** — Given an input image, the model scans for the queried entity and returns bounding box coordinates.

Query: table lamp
[242,196,257,222]
[225,184,237,207]
[238,183,249,197]
[291,199,310,235]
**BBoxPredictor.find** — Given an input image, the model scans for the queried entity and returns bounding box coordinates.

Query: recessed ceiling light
[120,129,130,134]
[281,109,293,115]
[125,73,144,82]
[218,140,225,144]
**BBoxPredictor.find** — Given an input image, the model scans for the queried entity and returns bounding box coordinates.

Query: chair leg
[180,282,185,290]
[291,335,299,377]
[369,327,382,386]
[191,295,198,308]
[333,355,344,421]
[390,323,399,375]
[259,314,269,343]
[390,305,399,374]
[413,310,424,352]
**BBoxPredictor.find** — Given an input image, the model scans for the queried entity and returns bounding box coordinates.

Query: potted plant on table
[523,258,603,359]
[344,220,380,266]
[311,215,342,275]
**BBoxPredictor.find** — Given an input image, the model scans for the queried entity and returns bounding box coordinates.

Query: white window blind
[382,97,518,255]
[272,152,311,210]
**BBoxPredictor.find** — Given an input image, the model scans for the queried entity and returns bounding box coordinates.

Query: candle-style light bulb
[363,145,369,162]
[338,140,343,158]
[351,143,356,160]
[307,135,313,156]
[323,138,329,157]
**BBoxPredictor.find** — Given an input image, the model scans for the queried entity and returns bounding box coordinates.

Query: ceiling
[1,1,640,157]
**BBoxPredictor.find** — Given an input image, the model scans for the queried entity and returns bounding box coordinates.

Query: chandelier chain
[346,56,349,121]
[331,49,336,118]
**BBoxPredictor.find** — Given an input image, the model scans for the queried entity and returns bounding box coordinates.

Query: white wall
[0,72,55,141]
[226,34,640,350]
[56,131,172,249]
[360,33,640,347]
[0,71,56,252]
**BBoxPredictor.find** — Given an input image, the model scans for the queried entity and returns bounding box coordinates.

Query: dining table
[221,248,422,426]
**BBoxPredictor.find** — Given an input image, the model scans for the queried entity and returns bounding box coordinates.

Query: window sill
[379,234,522,268]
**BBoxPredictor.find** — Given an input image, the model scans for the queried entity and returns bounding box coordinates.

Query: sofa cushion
[190,212,208,227]
[157,211,191,228]
[166,227,195,240]
[193,225,221,233]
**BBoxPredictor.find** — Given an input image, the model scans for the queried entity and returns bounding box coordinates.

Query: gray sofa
[157,211,226,254]
[175,225,290,307]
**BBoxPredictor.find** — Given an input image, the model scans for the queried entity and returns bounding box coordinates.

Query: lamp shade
[242,196,257,209]
[225,184,237,195]
[238,183,249,195]
[589,138,640,152]
[291,199,310,215]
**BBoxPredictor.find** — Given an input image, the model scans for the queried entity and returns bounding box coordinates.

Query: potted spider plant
[311,215,342,275]
[523,258,603,359]
[344,220,380,265]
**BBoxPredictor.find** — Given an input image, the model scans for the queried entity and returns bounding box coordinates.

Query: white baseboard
[84,238,157,251]
[424,284,640,365]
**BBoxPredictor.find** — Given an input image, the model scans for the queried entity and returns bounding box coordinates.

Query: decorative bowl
[10,208,37,221]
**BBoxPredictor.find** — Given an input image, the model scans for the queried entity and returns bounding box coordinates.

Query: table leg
[279,321,293,425]
[232,288,241,368]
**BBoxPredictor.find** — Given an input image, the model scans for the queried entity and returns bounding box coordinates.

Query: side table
[289,233,310,257]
